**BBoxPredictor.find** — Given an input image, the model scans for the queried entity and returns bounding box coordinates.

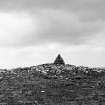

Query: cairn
[54,54,65,65]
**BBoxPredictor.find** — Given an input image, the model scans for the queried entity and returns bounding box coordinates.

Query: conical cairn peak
[54,54,65,65]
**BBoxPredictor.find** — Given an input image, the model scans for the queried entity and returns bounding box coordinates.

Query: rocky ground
[0,63,105,105]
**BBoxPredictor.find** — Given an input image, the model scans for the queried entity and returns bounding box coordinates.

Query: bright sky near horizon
[0,0,105,68]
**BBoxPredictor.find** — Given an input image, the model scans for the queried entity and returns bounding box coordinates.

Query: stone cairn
[54,54,65,65]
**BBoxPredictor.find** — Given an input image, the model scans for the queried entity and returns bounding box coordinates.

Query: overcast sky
[0,0,105,68]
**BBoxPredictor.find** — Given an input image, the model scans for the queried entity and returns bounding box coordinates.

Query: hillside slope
[0,63,105,105]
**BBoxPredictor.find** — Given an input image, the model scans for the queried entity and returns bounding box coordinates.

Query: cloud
[33,9,105,45]
[0,12,39,47]
[0,0,105,16]
[0,0,105,68]
[0,8,105,47]
[0,0,105,47]
[1,0,105,22]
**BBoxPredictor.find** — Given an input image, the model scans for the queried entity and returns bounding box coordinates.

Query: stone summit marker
[54,54,65,65]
